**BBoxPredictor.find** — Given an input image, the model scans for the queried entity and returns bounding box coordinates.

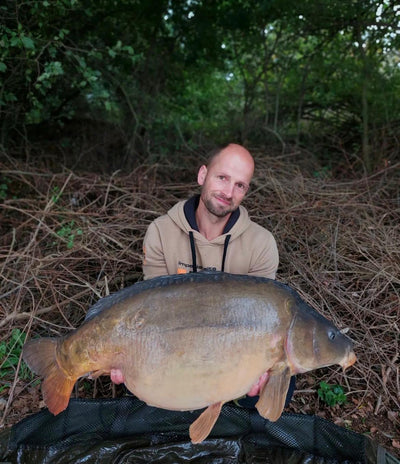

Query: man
[143,143,279,279]
[142,142,295,407]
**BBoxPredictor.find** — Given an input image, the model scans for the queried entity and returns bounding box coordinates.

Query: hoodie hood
[167,195,252,245]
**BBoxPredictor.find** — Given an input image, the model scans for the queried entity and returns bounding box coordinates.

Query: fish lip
[340,351,357,371]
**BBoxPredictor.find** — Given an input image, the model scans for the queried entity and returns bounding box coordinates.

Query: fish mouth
[340,350,357,371]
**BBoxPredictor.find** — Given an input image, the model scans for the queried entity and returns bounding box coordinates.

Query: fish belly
[122,328,279,411]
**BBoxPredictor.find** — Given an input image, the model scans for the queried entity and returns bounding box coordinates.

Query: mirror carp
[23,272,356,443]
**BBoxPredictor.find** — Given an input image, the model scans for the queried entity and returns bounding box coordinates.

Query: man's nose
[221,182,234,197]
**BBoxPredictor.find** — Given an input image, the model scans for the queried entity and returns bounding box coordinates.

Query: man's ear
[197,165,207,185]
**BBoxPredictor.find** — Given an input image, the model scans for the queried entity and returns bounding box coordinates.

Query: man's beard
[203,194,236,217]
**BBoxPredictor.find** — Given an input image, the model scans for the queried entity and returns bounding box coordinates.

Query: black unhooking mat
[0,397,398,463]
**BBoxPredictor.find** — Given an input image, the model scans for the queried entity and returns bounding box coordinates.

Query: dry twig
[0,155,399,451]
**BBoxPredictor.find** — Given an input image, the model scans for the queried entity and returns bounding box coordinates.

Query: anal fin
[189,402,223,444]
[256,366,291,421]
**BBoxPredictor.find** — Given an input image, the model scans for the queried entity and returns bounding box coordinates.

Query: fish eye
[328,330,336,340]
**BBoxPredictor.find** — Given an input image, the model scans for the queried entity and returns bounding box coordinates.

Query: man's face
[198,150,254,218]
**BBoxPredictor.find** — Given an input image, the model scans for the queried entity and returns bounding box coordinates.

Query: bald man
[143,143,279,279]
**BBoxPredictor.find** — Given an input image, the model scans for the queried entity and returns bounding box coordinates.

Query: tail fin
[23,338,76,415]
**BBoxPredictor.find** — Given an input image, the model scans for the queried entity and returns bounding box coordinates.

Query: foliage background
[1,0,399,172]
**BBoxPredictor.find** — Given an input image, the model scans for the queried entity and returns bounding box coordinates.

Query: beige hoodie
[143,197,279,280]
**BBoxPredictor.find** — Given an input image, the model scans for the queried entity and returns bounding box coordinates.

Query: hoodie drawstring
[221,234,231,272]
[189,231,197,273]
[189,232,231,273]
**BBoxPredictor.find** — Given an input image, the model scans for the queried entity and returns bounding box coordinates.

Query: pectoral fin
[255,366,291,421]
[189,401,223,444]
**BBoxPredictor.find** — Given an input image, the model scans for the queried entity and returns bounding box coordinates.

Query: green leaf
[10,36,19,47]
[317,381,347,407]
[21,36,35,49]
[124,45,134,55]
[0,62,6,72]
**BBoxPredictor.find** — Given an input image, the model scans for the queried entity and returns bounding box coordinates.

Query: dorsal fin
[84,271,276,321]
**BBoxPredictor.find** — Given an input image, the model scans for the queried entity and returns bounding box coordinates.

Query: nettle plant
[318,381,348,407]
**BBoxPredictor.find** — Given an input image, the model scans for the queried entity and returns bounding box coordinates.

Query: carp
[22,272,356,443]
